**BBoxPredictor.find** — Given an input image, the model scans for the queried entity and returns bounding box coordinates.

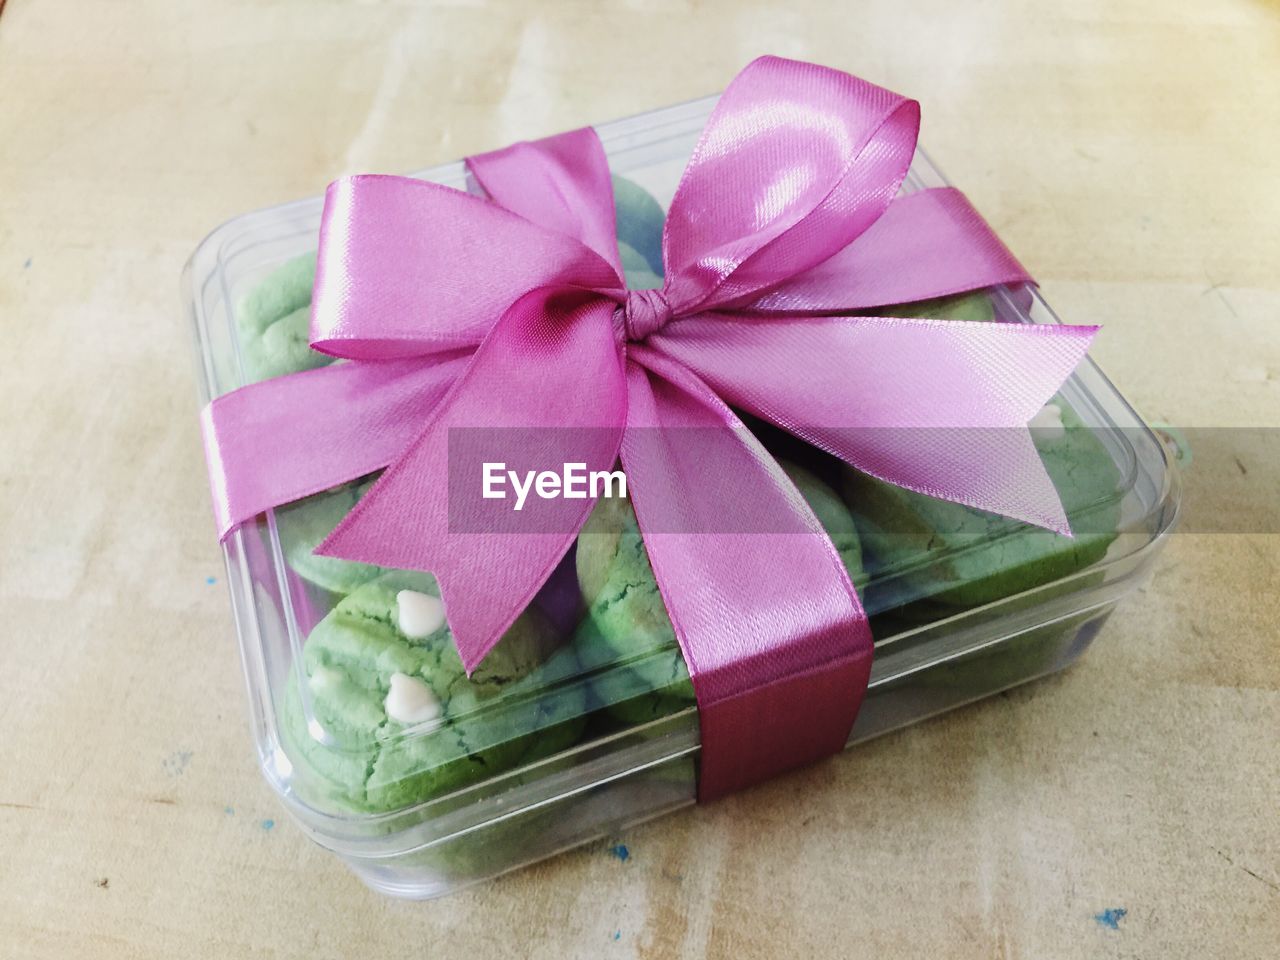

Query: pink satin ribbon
[202,56,1097,800]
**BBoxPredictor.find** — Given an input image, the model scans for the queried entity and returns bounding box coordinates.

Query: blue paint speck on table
[206,576,217,585]
[224,805,234,816]
[24,258,32,269]
[612,930,621,941]
[1094,907,1127,930]
[261,819,275,831]
[609,844,630,862]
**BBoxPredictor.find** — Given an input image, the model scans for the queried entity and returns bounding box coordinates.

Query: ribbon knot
[621,287,673,341]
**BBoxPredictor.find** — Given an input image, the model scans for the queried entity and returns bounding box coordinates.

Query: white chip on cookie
[396,589,446,639]
[384,672,443,726]
[1029,402,1066,440]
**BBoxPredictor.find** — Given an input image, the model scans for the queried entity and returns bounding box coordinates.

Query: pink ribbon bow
[203,56,1096,800]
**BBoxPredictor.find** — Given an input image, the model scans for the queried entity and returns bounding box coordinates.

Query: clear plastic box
[183,94,1181,899]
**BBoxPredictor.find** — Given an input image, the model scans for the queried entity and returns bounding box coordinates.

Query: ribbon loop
[661,55,920,315]
[311,175,620,360]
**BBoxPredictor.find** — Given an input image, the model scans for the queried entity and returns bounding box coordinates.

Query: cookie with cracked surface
[280,571,585,814]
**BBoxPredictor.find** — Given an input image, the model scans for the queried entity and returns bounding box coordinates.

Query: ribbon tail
[202,354,472,540]
[622,346,874,801]
[317,289,627,672]
[743,188,1035,313]
[651,313,1100,534]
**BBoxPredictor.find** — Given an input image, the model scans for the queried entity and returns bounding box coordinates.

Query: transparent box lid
[184,94,1180,860]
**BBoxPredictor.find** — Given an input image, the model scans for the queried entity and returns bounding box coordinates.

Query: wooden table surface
[2,1,1277,957]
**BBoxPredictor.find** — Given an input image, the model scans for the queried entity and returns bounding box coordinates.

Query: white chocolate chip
[308,665,344,693]
[396,589,446,639]
[384,672,443,727]
[1029,402,1066,440]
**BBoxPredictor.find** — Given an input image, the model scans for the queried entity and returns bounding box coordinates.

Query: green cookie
[843,398,1121,612]
[612,174,665,277]
[236,252,333,383]
[276,478,386,595]
[573,462,866,725]
[280,570,586,815]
